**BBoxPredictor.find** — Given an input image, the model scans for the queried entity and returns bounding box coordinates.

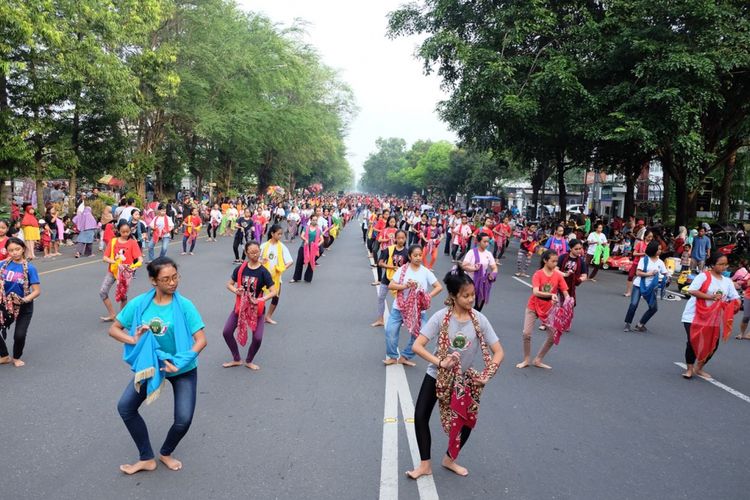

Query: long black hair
[443,266,474,298]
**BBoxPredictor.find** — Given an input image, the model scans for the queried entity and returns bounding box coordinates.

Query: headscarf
[73,207,98,231]
[21,206,38,227]
[677,226,687,241]
[101,206,113,225]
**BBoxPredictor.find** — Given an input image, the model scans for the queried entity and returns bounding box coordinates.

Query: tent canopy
[471,195,501,201]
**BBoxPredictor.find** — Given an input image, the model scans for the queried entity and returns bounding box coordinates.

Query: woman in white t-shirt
[680,254,740,379]
[623,241,668,332]
[461,233,498,311]
[585,223,608,281]
[383,245,443,366]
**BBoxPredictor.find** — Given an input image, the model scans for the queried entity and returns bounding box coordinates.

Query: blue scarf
[639,257,661,307]
[122,289,197,404]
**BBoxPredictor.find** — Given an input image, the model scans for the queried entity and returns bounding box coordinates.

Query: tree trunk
[718,151,736,225]
[68,170,78,215]
[556,155,567,218]
[624,167,636,219]
[661,168,670,224]
[676,182,690,226]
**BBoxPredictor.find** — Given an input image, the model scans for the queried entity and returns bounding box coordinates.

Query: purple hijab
[73,207,98,231]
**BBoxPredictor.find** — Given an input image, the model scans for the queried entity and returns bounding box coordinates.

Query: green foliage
[122,191,144,209]
[0,0,355,199]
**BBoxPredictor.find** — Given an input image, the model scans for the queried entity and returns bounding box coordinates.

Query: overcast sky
[236,0,456,184]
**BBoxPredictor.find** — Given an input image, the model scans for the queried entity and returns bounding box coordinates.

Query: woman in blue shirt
[0,237,41,368]
[109,257,207,475]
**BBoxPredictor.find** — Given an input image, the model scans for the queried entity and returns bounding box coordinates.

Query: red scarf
[435,308,498,460]
[21,207,38,227]
[233,261,264,346]
[690,272,740,363]
[115,265,135,303]
[395,264,431,338]
[152,216,169,243]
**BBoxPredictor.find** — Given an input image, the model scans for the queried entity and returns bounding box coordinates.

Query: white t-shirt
[287,212,301,222]
[632,257,669,287]
[463,248,495,271]
[391,264,438,310]
[275,207,286,217]
[226,207,239,220]
[452,224,472,245]
[586,232,607,255]
[681,272,740,323]
[260,241,294,283]
[210,209,222,223]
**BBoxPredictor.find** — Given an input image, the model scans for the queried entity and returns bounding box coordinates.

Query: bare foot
[245,362,260,371]
[265,317,277,325]
[681,370,693,379]
[100,316,115,322]
[371,320,385,327]
[696,369,712,379]
[0,356,10,365]
[736,335,750,340]
[12,359,25,368]
[406,465,433,480]
[159,454,182,471]
[119,459,157,475]
[383,358,397,366]
[441,456,469,476]
[398,357,416,367]
[222,361,242,368]
[516,360,530,369]
[532,359,552,370]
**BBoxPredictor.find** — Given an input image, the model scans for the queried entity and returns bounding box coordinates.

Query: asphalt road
[2,224,750,500]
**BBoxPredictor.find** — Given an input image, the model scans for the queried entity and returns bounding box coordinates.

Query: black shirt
[380,246,409,285]
[231,263,274,298]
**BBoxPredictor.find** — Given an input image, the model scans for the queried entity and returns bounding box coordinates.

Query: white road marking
[395,366,439,500]
[380,366,400,500]
[674,362,750,404]
[512,276,532,288]
[371,251,439,499]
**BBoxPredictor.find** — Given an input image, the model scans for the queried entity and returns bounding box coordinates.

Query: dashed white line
[512,276,532,288]
[674,362,750,404]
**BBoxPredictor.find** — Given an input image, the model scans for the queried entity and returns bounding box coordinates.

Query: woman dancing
[290,214,324,283]
[461,233,498,311]
[406,266,504,479]
[516,250,570,370]
[109,257,207,474]
[222,241,277,370]
[383,245,443,366]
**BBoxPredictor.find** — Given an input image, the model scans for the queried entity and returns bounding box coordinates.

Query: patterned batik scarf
[0,259,29,340]
[435,307,498,460]
[395,264,431,338]
[546,296,576,345]
[234,262,263,347]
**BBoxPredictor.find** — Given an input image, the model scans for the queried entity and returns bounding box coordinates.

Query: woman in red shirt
[100,221,142,321]
[181,208,202,255]
[516,250,570,370]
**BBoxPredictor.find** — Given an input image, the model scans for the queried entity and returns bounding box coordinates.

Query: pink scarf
[546,296,576,345]
[303,227,321,270]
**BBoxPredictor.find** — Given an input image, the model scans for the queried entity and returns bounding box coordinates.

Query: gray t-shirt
[422,307,499,379]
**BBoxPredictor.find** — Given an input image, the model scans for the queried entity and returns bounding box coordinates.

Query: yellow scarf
[262,241,286,290]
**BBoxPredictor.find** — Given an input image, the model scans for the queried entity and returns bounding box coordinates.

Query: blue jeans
[384,308,425,360]
[117,368,197,460]
[148,236,170,261]
[624,286,658,325]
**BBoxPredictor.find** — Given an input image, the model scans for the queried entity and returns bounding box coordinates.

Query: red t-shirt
[110,238,142,266]
[183,215,202,237]
[0,236,8,260]
[528,269,569,317]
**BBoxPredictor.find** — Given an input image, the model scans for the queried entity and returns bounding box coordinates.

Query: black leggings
[292,245,314,282]
[684,321,718,365]
[232,232,244,260]
[414,374,472,461]
[207,224,217,239]
[0,301,33,359]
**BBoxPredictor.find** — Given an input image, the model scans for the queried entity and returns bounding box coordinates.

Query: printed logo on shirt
[451,333,472,351]
[542,283,553,293]
[147,317,169,337]
[1,268,26,286]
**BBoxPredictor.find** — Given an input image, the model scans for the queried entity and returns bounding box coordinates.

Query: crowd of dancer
[1,190,747,481]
